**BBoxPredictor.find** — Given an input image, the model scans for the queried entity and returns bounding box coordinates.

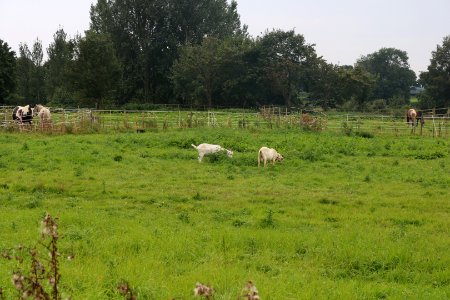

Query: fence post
[432,115,436,137]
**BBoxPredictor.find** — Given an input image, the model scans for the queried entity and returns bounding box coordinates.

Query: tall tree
[16,43,33,101]
[419,36,450,108]
[15,39,46,103]
[71,31,121,109]
[168,0,243,45]
[171,37,223,107]
[31,38,46,102]
[89,0,244,104]
[356,47,416,104]
[256,30,317,107]
[45,28,75,106]
[0,39,16,104]
[333,65,376,109]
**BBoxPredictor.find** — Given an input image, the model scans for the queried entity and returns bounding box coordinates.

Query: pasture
[0,127,449,299]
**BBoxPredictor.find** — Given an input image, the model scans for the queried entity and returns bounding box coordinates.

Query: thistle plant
[1,213,62,299]
[117,281,136,300]
[193,282,214,299]
[241,281,260,300]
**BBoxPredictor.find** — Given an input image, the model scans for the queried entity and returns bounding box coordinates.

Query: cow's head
[276,153,284,161]
[226,149,233,158]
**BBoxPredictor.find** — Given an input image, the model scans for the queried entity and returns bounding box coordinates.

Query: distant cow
[191,143,233,163]
[12,105,34,124]
[258,146,283,167]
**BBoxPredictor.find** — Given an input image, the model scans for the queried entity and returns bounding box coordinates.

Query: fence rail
[1,106,449,137]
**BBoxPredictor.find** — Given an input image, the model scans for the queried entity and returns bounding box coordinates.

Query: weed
[318,198,339,205]
[260,209,275,228]
[241,280,260,300]
[1,213,62,299]
[178,212,190,224]
[193,282,214,299]
[232,219,246,227]
[192,192,203,201]
[117,281,136,300]
[355,131,374,138]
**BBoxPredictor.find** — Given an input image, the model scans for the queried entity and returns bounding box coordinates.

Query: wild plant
[117,281,136,300]
[241,281,260,300]
[193,282,214,299]
[1,213,62,299]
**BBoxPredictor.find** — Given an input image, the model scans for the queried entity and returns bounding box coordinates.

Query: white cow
[258,146,283,167]
[191,143,233,163]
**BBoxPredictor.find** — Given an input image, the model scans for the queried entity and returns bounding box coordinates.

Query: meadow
[0,127,449,299]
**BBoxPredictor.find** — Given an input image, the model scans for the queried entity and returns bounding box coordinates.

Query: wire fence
[1,106,449,137]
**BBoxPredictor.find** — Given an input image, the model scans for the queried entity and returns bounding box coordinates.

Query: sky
[1,0,449,76]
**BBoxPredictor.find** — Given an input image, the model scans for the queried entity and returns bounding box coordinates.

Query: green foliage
[71,31,121,109]
[90,0,243,104]
[0,39,16,103]
[356,47,416,105]
[419,35,450,108]
[15,40,46,103]
[45,28,76,106]
[256,29,318,107]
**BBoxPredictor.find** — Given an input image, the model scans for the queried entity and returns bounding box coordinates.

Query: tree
[16,43,33,101]
[0,39,16,104]
[334,65,376,109]
[45,28,76,106]
[419,36,450,108]
[15,39,46,103]
[256,30,318,107]
[31,39,46,102]
[356,48,416,105]
[89,0,244,104]
[168,0,243,46]
[71,31,121,109]
[171,37,224,107]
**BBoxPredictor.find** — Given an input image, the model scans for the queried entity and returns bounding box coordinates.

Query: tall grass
[0,128,448,299]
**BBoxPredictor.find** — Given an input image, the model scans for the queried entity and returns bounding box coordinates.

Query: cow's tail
[191,144,197,149]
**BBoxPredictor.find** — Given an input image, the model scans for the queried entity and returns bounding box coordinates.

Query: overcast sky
[1,0,449,76]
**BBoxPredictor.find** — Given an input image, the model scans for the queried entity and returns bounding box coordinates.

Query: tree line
[0,0,449,110]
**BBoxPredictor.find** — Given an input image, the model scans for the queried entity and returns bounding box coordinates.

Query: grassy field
[0,128,449,299]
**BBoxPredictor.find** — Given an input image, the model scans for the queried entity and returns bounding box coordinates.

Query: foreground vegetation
[0,128,449,299]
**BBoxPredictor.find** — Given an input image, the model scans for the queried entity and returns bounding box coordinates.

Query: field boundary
[1,106,449,137]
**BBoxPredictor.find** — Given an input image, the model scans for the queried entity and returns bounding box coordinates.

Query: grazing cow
[34,104,52,129]
[12,105,34,124]
[191,143,233,163]
[258,146,283,167]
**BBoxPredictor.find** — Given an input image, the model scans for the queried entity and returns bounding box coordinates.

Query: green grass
[0,128,449,299]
